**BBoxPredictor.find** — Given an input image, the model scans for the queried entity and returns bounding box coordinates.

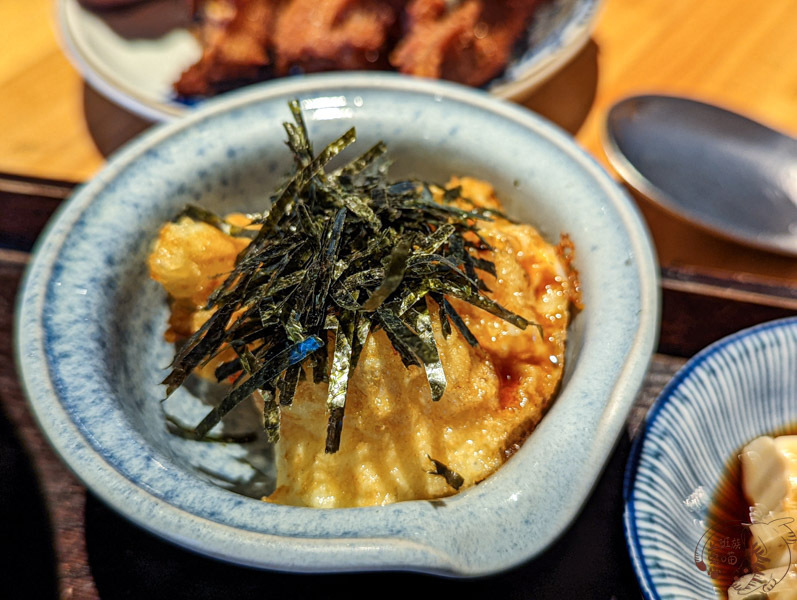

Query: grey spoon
[603,95,797,256]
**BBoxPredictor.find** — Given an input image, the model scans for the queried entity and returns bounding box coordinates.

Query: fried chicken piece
[390,0,540,87]
[272,0,406,74]
[175,0,283,97]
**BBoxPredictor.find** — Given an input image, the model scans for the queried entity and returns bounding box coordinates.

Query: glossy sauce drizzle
[494,359,523,409]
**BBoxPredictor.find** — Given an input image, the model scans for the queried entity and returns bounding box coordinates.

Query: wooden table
[1,1,797,598]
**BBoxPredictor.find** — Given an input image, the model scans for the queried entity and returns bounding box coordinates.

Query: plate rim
[489,0,604,100]
[56,0,189,121]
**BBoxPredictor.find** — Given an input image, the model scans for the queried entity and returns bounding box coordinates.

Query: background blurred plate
[57,0,603,121]
[624,317,797,599]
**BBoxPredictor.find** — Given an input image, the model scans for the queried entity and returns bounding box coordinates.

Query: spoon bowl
[604,95,797,256]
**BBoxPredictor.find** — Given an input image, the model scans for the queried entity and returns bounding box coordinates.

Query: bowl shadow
[0,405,58,599]
[520,38,599,136]
[82,83,153,159]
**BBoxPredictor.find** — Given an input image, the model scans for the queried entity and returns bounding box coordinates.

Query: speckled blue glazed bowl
[16,73,658,576]
[624,317,797,598]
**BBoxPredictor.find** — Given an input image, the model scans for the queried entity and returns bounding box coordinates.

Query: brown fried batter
[175,0,283,96]
[390,0,540,86]
[272,0,406,74]
[162,0,540,95]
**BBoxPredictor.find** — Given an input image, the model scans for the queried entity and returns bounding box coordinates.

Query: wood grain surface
[2,0,795,180]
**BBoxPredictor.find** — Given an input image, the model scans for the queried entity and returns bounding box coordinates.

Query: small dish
[16,73,657,575]
[624,317,797,599]
[57,0,603,121]
[603,95,797,257]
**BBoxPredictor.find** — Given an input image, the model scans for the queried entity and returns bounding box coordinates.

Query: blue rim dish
[624,317,797,599]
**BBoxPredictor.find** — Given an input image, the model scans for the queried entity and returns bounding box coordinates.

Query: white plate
[57,0,603,121]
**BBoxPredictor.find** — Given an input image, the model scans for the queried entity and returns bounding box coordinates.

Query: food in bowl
[707,435,797,599]
[703,433,797,599]
[147,101,580,507]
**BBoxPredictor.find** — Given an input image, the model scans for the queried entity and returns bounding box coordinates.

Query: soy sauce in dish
[704,427,797,599]
[702,448,751,598]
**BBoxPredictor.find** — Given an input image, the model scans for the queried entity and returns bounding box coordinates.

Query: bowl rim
[55,0,604,121]
[623,316,797,600]
[16,72,659,576]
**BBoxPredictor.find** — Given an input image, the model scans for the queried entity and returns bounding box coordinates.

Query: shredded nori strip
[193,336,322,439]
[160,100,539,459]
[165,415,258,444]
[441,297,479,347]
[409,303,446,402]
[325,313,355,452]
[361,236,413,311]
[427,455,465,491]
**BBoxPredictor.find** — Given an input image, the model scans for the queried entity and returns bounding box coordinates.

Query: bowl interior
[20,75,656,575]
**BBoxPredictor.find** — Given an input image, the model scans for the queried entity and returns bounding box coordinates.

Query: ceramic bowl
[624,317,797,599]
[57,0,603,121]
[16,73,657,576]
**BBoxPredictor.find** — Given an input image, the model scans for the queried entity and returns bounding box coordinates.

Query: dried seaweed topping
[427,455,465,491]
[162,100,535,453]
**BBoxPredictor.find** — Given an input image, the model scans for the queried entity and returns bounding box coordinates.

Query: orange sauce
[494,359,523,409]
